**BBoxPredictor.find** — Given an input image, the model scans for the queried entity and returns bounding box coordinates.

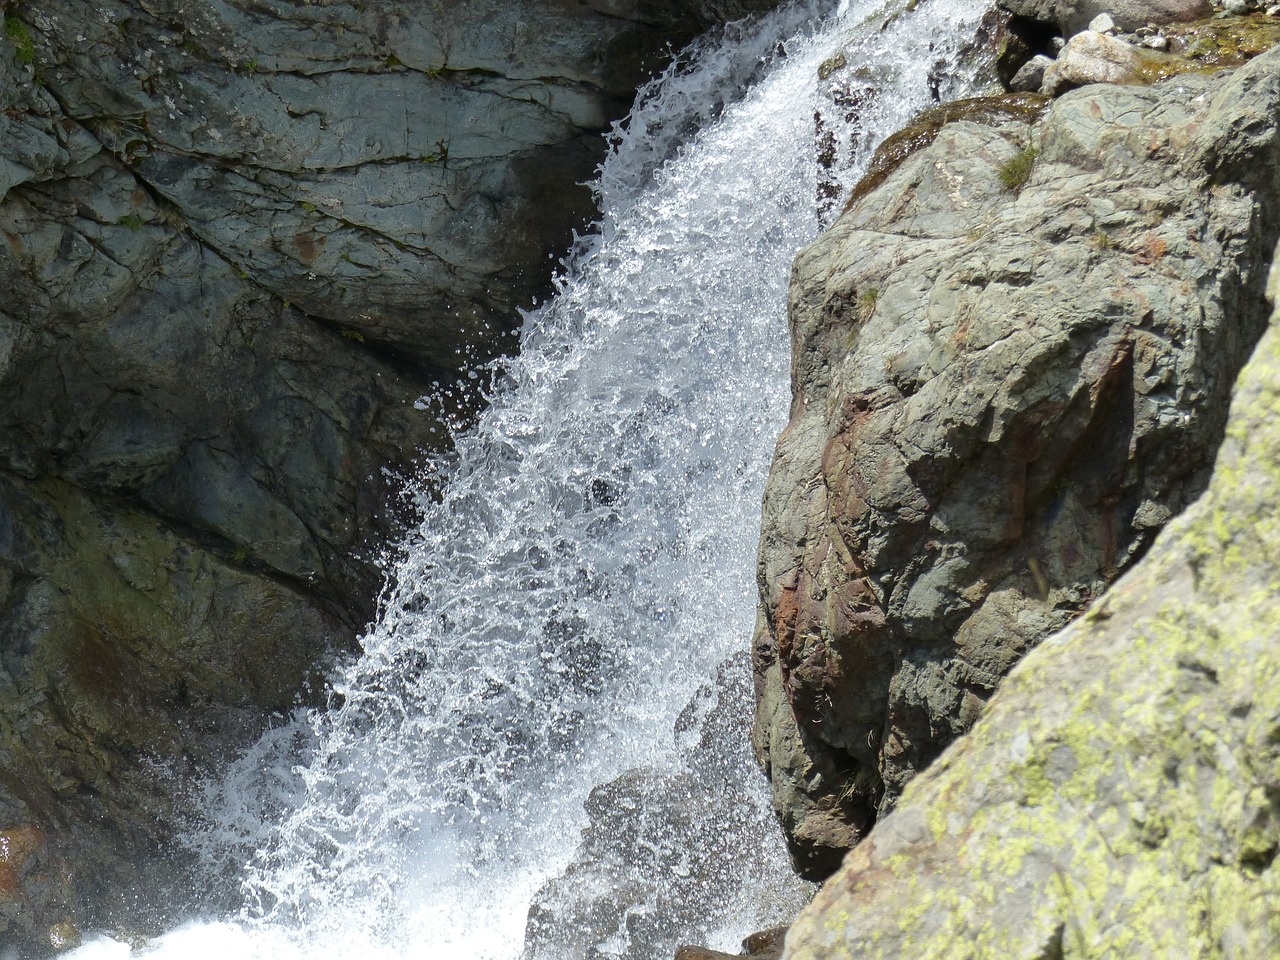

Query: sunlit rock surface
[753,45,1280,876]
[783,234,1280,960]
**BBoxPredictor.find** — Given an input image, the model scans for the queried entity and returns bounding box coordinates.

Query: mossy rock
[845,93,1050,211]
[1166,13,1280,68]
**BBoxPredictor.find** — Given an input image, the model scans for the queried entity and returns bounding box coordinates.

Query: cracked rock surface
[0,0,785,948]
[753,46,1280,878]
[784,224,1280,960]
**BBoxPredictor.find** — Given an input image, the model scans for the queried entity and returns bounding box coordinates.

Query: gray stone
[1088,11,1118,31]
[15,0,770,368]
[1040,28,1184,93]
[1010,53,1055,90]
[753,48,1280,874]
[0,0,793,947]
[783,229,1280,960]
[523,657,810,960]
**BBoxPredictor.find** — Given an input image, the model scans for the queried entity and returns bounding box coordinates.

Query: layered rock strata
[0,0,786,949]
[783,224,1280,960]
[753,43,1280,877]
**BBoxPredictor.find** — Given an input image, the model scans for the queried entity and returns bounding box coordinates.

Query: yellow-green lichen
[1169,14,1280,68]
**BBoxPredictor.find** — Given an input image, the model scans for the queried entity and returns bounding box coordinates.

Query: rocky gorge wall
[785,217,1280,959]
[745,9,1280,960]
[0,0,788,951]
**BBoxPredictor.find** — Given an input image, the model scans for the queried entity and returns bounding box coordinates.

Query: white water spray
[66,0,989,957]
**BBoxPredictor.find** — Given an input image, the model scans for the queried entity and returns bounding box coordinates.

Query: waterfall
[64,0,988,957]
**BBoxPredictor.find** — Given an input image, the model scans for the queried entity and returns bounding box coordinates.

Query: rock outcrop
[1000,0,1211,36]
[783,230,1280,960]
[0,0,789,950]
[753,42,1280,877]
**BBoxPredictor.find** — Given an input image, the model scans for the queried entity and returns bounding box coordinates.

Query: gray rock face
[15,0,778,366]
[784,227,1280,960]
[753,48,1280,877]
[0,0,792,948]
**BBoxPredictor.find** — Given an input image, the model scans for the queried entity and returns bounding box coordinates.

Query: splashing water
[65,0,989,957]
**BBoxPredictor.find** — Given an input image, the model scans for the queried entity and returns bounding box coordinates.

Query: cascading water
[64,1,989,957]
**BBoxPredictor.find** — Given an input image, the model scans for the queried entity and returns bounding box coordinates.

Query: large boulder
[753,45,1280,878]
[783,231,1280,960]
[0,0,792,949]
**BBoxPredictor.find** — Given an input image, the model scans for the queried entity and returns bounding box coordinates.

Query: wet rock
[813,8,1008,222]
[675,927,785,960]
[841,93,1049,212]
[676,948,741,960]
[6,0,785,367]
[523,657,810,960]
[784,228,1280,960]
[1040,28,1195,93]
[1164,13,1280,65]
[0,0,794,945]
[753,45,1280,875]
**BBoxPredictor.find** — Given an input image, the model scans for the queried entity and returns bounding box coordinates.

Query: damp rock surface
[0,0,789,946]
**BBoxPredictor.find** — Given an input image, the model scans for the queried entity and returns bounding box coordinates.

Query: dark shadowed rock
[0,0,795,947]
[753,46,1280,877]
[523,657,810,960]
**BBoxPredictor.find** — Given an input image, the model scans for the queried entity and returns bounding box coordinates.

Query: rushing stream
[64,0,987,957]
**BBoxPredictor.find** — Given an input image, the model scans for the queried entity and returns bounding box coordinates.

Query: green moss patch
[3,16,35,65]
[845,93,1050,211]
[1167,14,1280,69]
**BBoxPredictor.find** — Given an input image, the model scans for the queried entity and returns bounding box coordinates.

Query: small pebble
[1135,25,1154,36]
[1223,0,1253,13]
[1141,34,1169,49]
[1051,35,1066,52]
